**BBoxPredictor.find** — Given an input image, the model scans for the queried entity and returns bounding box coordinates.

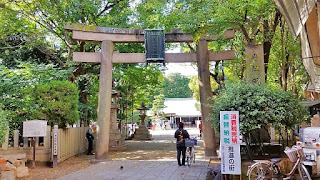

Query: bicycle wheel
[247,162,273,180]
[298,165,312,180]
[187,156,191,166]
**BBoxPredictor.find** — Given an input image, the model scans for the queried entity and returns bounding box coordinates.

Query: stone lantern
[109,90,127,150]
[133,102,152,140]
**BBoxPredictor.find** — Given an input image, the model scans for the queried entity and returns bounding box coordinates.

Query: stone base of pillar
[133,125,152,140]
[109,130,127,151]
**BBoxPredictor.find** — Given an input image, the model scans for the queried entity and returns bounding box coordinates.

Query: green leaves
[0,63,74,130]
[211,82,307,134]
[152,94,165,116]
[28,80,79,129]
[0,105,8,144]
[163,73,192,98]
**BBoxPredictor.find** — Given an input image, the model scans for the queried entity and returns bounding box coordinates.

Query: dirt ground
[20,133,205,180]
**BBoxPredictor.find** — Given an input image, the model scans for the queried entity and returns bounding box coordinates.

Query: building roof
[162,98,201,117]
[273,0,316,37]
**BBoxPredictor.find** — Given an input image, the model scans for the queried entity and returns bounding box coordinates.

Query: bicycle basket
[185,139,194,147]
[297,148,305,160]
[284,147,305,163]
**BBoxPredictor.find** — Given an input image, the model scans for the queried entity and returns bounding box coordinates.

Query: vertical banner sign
[52,124,58,167]
[220,111,241,175]
[53,124,58,155]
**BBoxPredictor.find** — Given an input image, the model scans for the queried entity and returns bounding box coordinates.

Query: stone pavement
[58,128,211,180]
[59,159,209,180]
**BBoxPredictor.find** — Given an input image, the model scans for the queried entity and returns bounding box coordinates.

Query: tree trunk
[196,40,217,156]
[80,78,89,125]
[263,41,272,82]
[281,53,289,91]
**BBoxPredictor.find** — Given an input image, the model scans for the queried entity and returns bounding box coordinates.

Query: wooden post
[44,126,51,149]
[14,130,19,148]
[23,137,28,148]
[95,40,113,159]
[1,130,9,150]
[270,126,276,142]
[196,40,217,156]
[245,44,265,83]
[35,137,39,147]
[32,137,36,168]
[52,124,58,168]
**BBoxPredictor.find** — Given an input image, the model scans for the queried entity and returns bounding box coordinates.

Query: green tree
[0,0,167,125]
[135,0,281,82]
[0,105,8,143]
[163,73,192,98]
[268,19,309,96]
[28,80,79,128]
[151,94,165,116]
[211,82,307,143]
[0,62,73,129]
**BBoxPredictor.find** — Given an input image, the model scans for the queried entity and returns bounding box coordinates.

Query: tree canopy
[0,0,312,145]
[27,80,79,129]
[163,73,192,98]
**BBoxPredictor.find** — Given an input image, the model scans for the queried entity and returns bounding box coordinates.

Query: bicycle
[247,146,311,180]
[185,138,197,166]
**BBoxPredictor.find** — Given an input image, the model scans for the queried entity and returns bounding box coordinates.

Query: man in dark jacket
[86,124,96,155]
[174,122,189,166]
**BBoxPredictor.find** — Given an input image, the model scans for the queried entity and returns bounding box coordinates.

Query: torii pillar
[95,41,113,159]
[197,40,217,156]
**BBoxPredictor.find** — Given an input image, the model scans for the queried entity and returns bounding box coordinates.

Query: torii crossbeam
[65,24,235,159]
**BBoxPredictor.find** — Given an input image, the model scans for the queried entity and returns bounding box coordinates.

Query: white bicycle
[247,146,311,180]
[185,138,197,166]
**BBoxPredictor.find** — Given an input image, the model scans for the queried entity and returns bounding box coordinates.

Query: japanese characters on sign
[23,120,47,137]
[220,111,241,175]
[53,124,58,156]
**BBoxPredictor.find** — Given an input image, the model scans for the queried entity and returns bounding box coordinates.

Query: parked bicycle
[185,138,197,166]
[247,146,311,180]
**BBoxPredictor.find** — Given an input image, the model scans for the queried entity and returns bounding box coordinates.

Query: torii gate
[65,24,235,159]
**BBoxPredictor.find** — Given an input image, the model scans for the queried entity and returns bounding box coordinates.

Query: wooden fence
[56,127,88,163]
[0,126,88,164]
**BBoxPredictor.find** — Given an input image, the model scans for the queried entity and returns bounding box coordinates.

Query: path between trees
[21,128,210,180]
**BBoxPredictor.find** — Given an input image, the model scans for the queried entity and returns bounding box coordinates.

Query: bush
[29,80,79,128]
[211,82,307,137]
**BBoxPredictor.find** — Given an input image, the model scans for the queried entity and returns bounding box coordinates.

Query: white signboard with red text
[220,111,241,175]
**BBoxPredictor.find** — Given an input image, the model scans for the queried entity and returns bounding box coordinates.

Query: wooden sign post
[23,120,47,168]
[52,124,58,167]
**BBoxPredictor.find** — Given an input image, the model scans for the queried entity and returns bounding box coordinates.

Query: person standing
[174,122,189,166]
[86,124,96,155]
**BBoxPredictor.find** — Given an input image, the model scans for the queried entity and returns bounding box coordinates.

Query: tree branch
[0,41,26,49]
[36,45,65,67]
[238,24,251,42]
[96,0,124,18]
[271,9,281,35]
[187,43,195,53]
